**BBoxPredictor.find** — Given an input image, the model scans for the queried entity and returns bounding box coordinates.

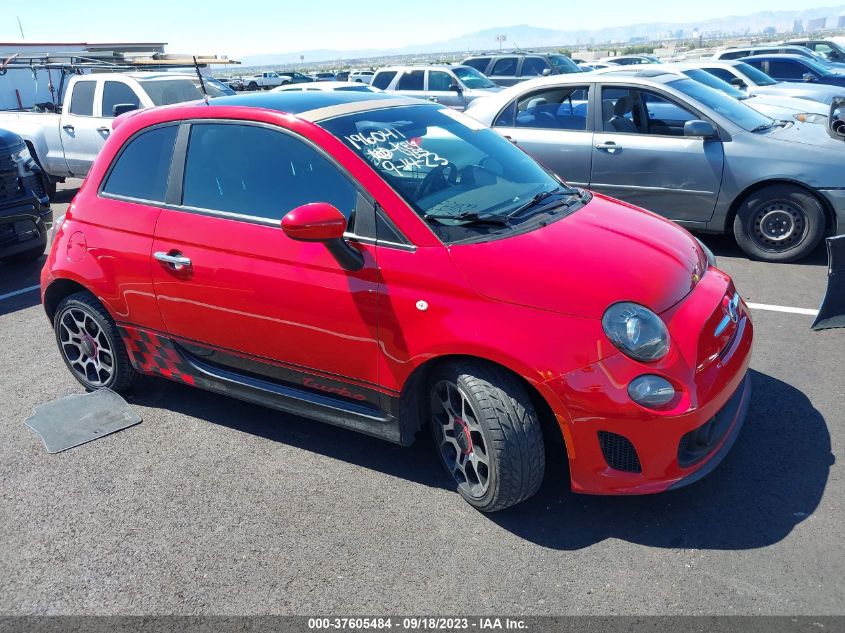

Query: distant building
[838,15,845,28]
[807,17,826,32]
[793,19,804,33]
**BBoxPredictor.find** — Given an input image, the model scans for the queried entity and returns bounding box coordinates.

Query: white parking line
[747,302,819,316]
[0,285,40,302]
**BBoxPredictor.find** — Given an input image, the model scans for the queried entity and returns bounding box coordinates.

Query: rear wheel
[247,81,258,91]
[733,184,825,262]
[54,291,136,393]
[429,361,545,512]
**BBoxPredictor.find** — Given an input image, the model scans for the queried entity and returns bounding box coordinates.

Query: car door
[60,79,110,177]
[392,70,425,98]
[590,84,724,223]
[491,83,594,187]
[488,57,519,86]
[150,121,380,390]
[426,69,465,109]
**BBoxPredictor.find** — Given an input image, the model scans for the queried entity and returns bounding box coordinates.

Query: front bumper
[0,195,52,258]
[545,267,753,495]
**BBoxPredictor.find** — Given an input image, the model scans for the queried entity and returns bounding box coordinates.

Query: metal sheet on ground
[812,235,845,330]
[25,388,141,453]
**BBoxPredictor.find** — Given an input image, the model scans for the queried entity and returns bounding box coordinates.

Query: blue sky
[0,0,830,57]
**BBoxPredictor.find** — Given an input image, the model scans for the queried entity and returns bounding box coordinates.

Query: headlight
[10,146,37,176]
[793,113,827,124]
[602,302,670,362]
[696,237,717,268]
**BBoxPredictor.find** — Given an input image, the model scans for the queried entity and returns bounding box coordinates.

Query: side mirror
[281,203,363,270]
[448,83,463,92]
[803,73,817,83]
[281,202,347,241]
[541,68,552,76]
[684,120,718,139]
[112,103,139,117]
[729,77,747,89]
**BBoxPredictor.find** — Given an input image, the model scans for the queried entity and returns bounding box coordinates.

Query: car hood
[751,84,838,105]
[447,194,706,320]
[746,94,828,115]
[756,119,843,147]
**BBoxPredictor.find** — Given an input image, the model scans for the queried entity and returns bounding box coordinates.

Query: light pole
[496,34,507,51]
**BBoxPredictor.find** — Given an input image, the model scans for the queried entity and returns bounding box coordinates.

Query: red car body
[41,93,753,501]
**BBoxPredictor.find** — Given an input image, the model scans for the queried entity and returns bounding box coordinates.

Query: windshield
[549,55,581,74]
[798,58,836,76]
[668,78,774,131]
[319,105,578,243]
[682,68,746,99]
[735,62,778,86]
[141,78,233,105]
[452,66,497,89]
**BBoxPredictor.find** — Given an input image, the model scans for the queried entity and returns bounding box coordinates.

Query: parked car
[348,70,375,84]
[0,72,234,195]
[688,59,845,105]
[740,55,845,88]
[0,128,51,263]
[595,65,832,125]
[783,38,845,63]
[713,45,845,69]
[41,91,753,512]
[461,52,581,87]
[579,61,618,71]
[217,77,245,91]
[371,65,500,110]
[244,72,290,90]
[335,71,350,81]
[310,72,337,82]
[465,72,845,262]
[271,81,381,93]
[598,55,659,66]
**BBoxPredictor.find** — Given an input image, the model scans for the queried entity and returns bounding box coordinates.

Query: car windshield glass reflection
[669,78,774,131]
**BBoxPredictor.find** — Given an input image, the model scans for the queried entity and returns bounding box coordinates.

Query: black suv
[461,52,581,86]
[0,129,51,264]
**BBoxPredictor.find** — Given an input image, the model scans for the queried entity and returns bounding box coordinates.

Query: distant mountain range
[238,5,845,66]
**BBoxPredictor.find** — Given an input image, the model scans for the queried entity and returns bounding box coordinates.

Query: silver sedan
[465,71,845,262]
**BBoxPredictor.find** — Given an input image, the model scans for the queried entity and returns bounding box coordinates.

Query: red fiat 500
[41,92,753,512]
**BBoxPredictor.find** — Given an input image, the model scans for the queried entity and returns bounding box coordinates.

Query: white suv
[348,70,375,85]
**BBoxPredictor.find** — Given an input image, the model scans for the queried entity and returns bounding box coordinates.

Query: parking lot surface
[0,182,842,615]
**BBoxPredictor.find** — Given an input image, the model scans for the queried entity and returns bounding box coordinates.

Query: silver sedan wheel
[431,380,491,499]
[57,306,115,387]
[752,200,807,252]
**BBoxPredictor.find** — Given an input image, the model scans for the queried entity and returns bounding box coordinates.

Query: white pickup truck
[0,72,232,195]
[243,72,292,90]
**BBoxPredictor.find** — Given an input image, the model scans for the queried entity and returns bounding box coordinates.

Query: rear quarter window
[102,125,178,202]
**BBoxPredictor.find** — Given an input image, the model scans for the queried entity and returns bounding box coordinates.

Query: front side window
[397,70,424,91]
[428,70,454,91]
[682,69,745,99]
[490,58,518,76]
[102,125,178,201]
[720,50,747,60]
[520,57,550,77]
[181,123,357,222]
[767,60,807,80]
[102,81,141,118]
[514,86,589,130]
[702,67,741,85]
[549,55,581,74]
[734,62,778,86]
[601,87,697,136]
[372,71,397,90]
[69,81,96,116]
[319,105,579,244]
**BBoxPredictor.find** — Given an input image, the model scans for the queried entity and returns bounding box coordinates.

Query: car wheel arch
[399,353,567,456]
[44,278,96,323]
[727,178,835,235]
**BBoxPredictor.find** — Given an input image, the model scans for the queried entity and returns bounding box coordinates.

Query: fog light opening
[628,375,675,409]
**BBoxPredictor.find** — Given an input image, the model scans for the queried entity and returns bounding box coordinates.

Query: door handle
[97,126,110,134]
[154,251,192,271]
[62,124,75,132]
[427,96,439,102]
[595,142,621,152]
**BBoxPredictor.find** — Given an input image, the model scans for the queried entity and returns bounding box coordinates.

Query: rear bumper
[0,197,52,258]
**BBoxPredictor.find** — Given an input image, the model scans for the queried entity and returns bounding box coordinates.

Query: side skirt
[118,325,411,445]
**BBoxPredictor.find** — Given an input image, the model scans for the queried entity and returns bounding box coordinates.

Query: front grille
[598,431,642,473]
[0,168,20,199]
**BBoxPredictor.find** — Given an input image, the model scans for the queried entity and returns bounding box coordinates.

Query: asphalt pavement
[0,182,842,615]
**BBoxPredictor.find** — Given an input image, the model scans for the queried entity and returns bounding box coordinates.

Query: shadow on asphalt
[696,233,829,266]
[0,255,45,317]
[131,368,831,551]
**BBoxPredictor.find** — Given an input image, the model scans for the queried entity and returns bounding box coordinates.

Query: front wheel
[247,81,258,91]
[733,184,825,263]
[429,362,545,512]
[54,291,137,393]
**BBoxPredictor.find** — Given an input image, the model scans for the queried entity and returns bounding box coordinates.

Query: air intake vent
[598,431,642,473]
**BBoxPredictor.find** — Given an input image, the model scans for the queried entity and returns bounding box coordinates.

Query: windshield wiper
[506,187,572,219]
[424,211,511,226]
[751,121,778,132]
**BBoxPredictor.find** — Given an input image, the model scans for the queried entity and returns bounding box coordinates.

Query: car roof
[375,65,468,71]
[205,91,418,119]
[739,53,811,61]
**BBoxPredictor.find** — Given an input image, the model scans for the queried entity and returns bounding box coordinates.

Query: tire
[43,175,57,199]
[429,361,545,512]
[54,291,137,393]
[732,184,825,263]
[247,81,258,91]
[0,245,44,264]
